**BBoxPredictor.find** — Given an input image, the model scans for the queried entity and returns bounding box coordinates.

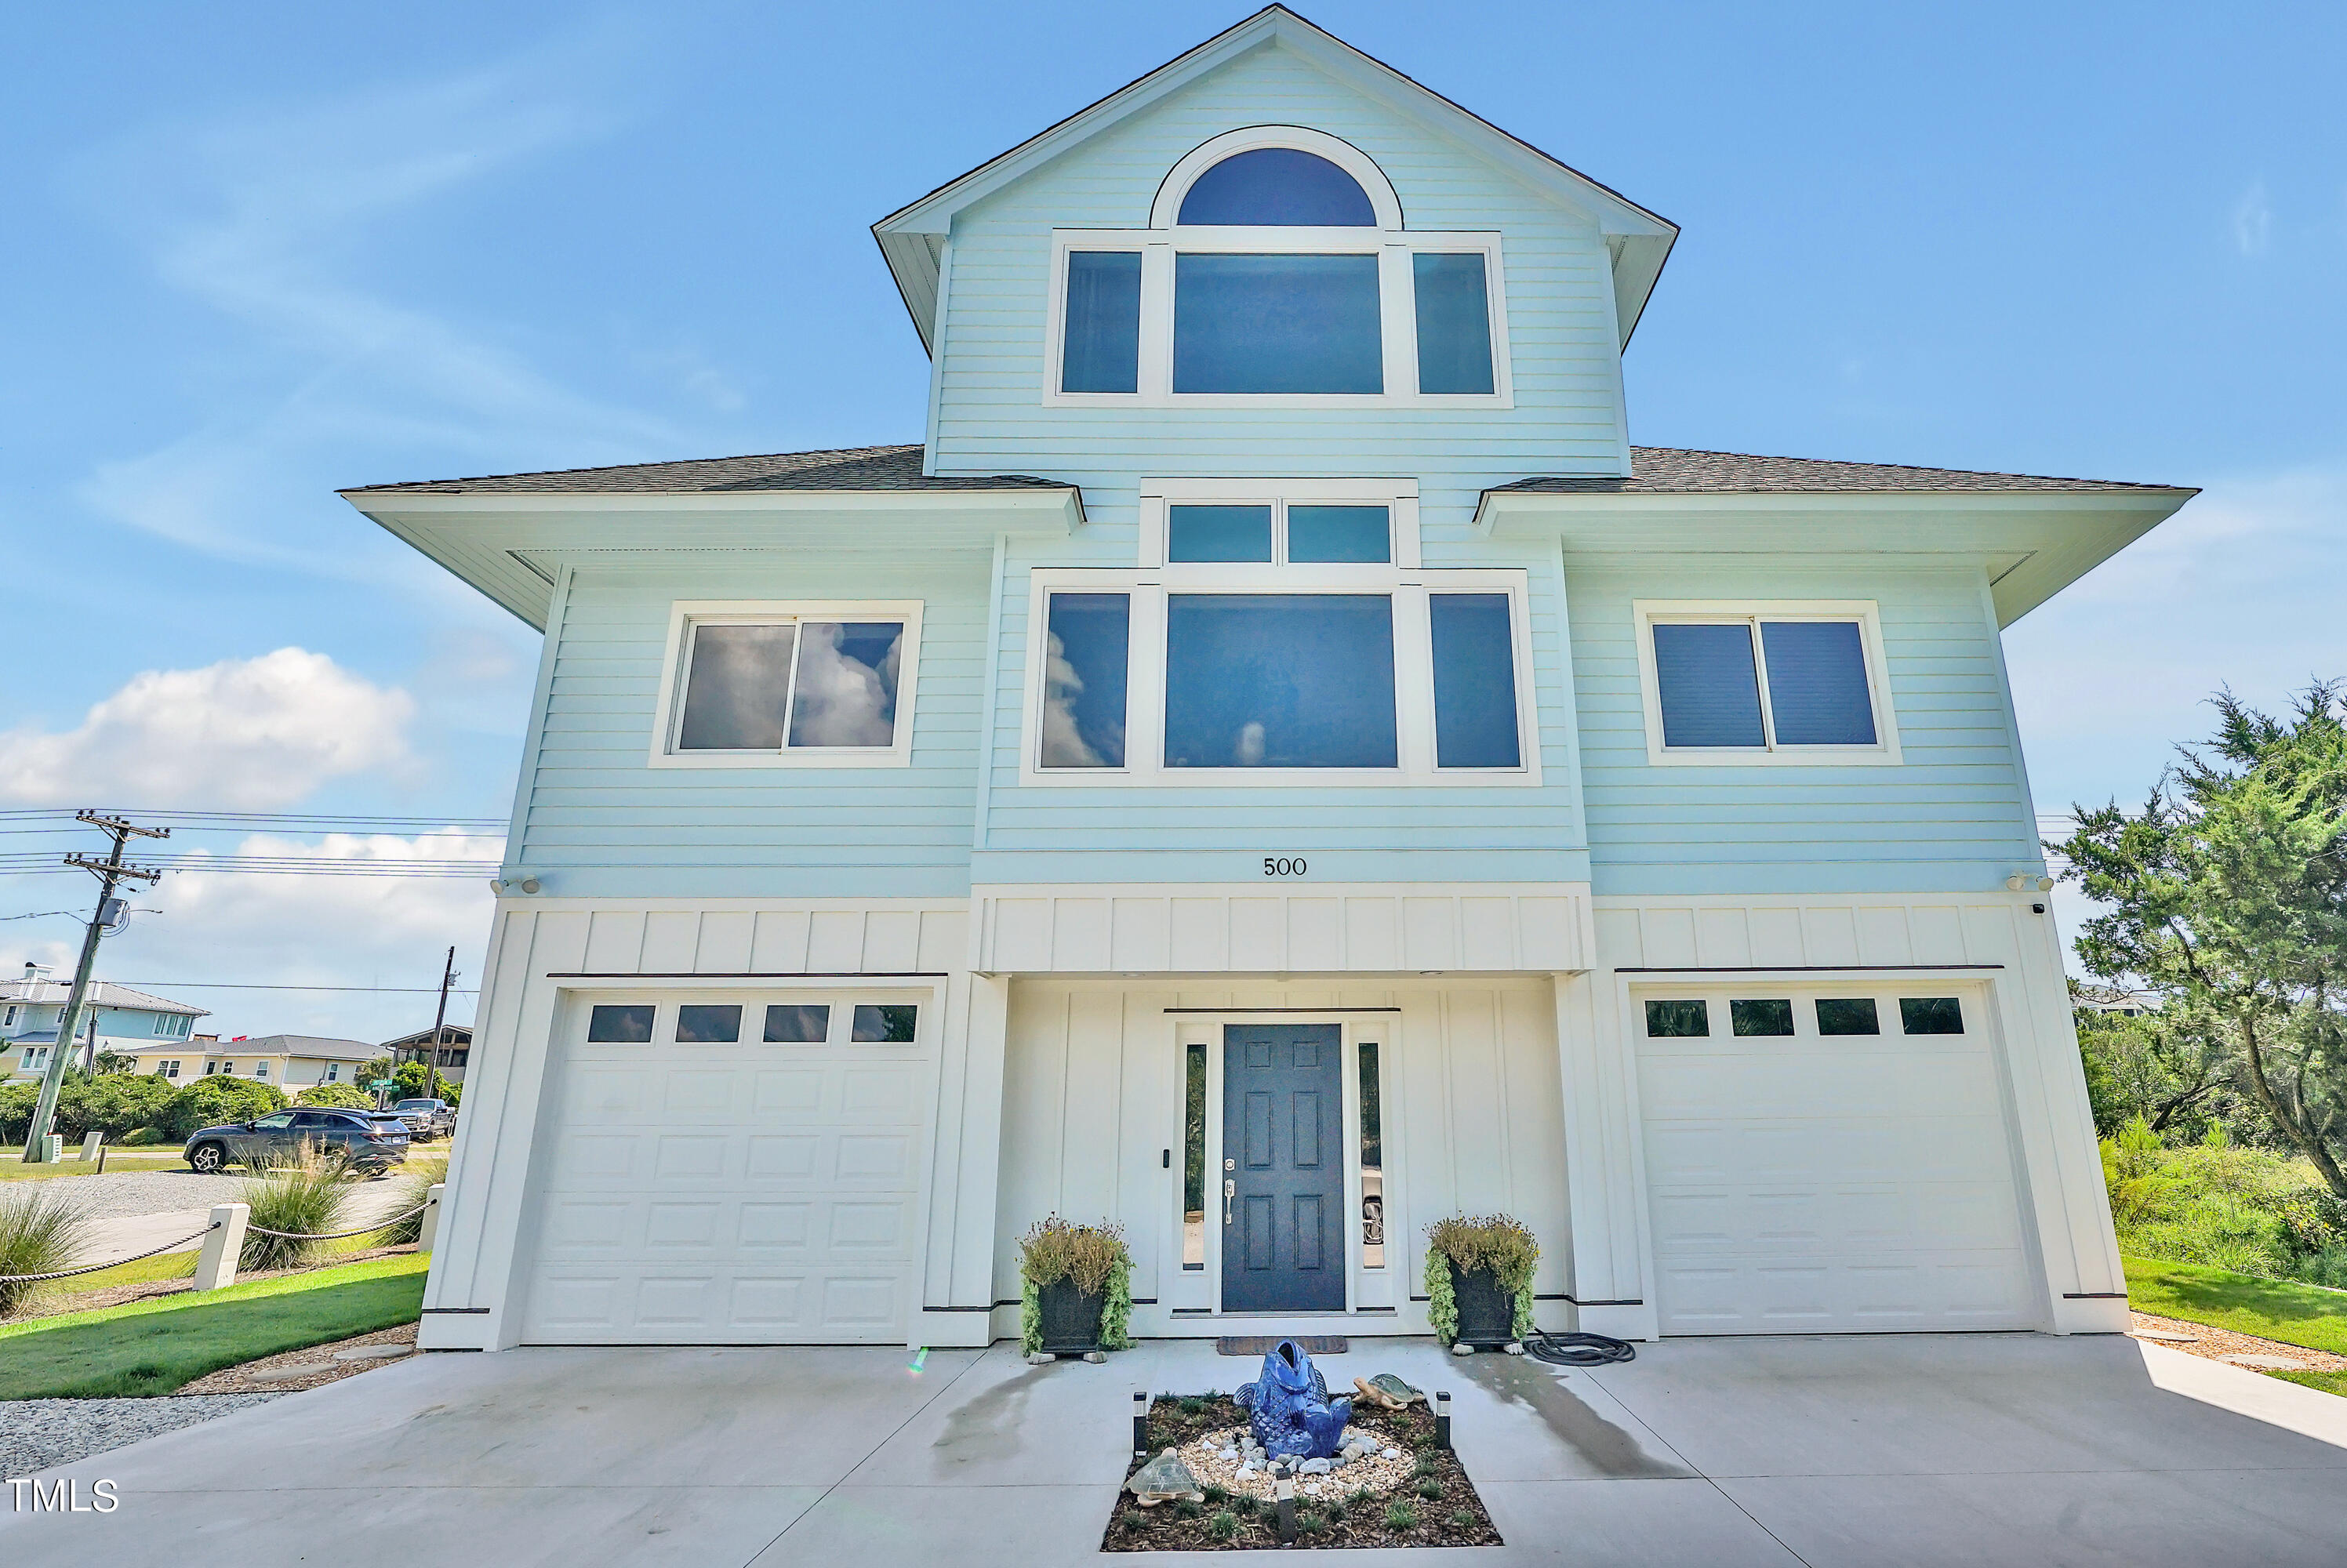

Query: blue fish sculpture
[1233,1339,1353,1460]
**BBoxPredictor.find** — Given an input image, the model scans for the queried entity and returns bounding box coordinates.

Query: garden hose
[1521,1330,1637,1367]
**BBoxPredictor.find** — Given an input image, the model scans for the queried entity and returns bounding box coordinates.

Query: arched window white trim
[1148,125,1403,232]
[1045,127,1511,409]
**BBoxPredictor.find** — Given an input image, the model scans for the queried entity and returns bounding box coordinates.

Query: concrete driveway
[5,1333,2345,1566]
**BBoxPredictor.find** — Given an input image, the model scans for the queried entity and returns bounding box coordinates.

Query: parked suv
[391,1098,455,1139]
[183,1109,411,1174]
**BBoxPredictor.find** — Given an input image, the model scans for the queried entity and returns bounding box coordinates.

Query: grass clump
[1178,1395,1205,1416]
[0,1183,92,1317]
[1385,1501,1419,1531]
[1172,1498,1201,1521]
[1297,1509,1324,1534]
[375,1154,447,1246]
[1207,1510,1238,1541]
[1416,1476,1444,1500]
[1451,1508,1479,1530]
[238,1145,358,1272]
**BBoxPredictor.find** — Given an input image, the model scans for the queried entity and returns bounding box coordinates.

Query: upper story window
[1633,601,1902,767]
[649,601,924,769]
[1022,480,1537,788]
[1047,127,1510,408]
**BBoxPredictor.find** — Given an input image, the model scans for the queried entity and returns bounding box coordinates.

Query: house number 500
[1263,857,1307,877]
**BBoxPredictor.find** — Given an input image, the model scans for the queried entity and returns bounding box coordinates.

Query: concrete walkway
[5,1334,2345,1565]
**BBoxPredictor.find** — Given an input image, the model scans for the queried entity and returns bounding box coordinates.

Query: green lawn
[0,1151,185,1181]
[2123,1255,2347,1359]
[0,1253,427,1399]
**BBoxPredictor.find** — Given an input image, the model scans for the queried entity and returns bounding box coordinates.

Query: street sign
[369,1080,398,1091]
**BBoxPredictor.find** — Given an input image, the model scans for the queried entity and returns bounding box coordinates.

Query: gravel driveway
[31,1171,258,1222]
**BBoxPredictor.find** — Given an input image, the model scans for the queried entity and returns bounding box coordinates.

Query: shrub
[296,1083,374,1110]
[164,1076,288,1140]
[1424,1212,1541,1344]
[0,1184,92,1317]
[120,1126,168,1146]
[237,1145,357,1272]
[54,1074,180,1141]
[0,1082,41,1142]
[1015,1215,1134,1352]
[1384,1501,1418,1531]
[2101,1116,2347,1285]
[376,1155,449,1246]
[1208,1510,1237,1541]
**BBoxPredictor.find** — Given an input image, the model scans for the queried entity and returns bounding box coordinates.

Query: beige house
[131,1033,378,1091]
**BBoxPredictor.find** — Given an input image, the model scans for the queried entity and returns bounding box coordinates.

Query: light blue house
[351,9,2193,1352]
[2,962,206,1080]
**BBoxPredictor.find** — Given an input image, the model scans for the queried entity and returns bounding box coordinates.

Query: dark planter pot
[1448,1261,1516,1348]
[1035,1277,1106,1354]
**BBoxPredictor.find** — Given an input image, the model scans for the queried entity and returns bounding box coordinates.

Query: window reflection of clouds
[787,622,902,748]
[678,624,795,750]
[1039,594,1129,768]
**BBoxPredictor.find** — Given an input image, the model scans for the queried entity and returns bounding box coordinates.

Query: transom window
[1634,601,1900,766]
[1640,994,1969,1039]
[1047,127,1510,408]
[651,601,922,768]
[1024,484,1535,787]
[582,998,921,1047]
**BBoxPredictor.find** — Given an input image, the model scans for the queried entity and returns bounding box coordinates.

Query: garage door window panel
[1899,996,1965,1035]
[675,1004,742,1044]
[1729,999,1795,1036]
[589,1004,656,1044]
[852,1004,919,1044]
[763,1004,830,1044]
[1815,998,1881,1036]
[1644,999,1710,1037]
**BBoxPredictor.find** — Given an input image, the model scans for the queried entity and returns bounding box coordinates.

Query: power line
[111,981,481,994]
[0,855,498,879]
[0,808,507,829]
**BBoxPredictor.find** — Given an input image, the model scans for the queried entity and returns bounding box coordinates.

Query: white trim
[1149,125,1405,230]
[1135,476,1421,569]
[1016,565,1540,789]
[1042,223,1513,408]
[646,599,925,770]
[1631,599,1902,767]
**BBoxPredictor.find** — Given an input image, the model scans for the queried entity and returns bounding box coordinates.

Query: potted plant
[1018,1216,1134,1358]
[1424,1214,1539,1350]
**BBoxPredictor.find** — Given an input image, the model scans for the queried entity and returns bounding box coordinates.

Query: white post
[417,1184,445,1253]
[37,1134,60,1163]
[193,1203,248,1291]
[80,1131,104,1161]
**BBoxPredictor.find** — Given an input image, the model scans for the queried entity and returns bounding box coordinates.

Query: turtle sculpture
[1233,1338,1353,1460]
[1126,1448,1205,1507]
[1351,1372,1426,1410]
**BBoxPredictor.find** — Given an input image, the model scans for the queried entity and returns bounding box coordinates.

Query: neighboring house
[348,10,2193,1353]
[2,962,207,1081]
[382,1023,472,1084]
[2079,986,2162,1019]
[127,1033,379,1090]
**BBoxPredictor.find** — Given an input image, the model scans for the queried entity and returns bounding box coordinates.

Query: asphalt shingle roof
[346,445,1066,497]
[1502,448,2189,495]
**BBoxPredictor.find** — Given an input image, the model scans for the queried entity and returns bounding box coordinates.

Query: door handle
[1223,1178,1236,1225]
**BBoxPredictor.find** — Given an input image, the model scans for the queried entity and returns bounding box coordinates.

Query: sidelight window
[1357,1041,1385,1269]
[1183,1042,1207,1271]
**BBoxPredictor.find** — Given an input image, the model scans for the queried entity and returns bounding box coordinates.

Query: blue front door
[1222,1023,1346,1312]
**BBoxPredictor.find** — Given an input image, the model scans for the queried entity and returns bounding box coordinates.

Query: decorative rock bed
[1105,1392,1501,1552]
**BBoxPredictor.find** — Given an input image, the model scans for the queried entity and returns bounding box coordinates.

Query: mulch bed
[1102,1392,1501,1552]
[2129,1309,2347,1373]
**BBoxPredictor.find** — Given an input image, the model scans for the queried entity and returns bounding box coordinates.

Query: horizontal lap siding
[931,42,1629,550]
[1570,561,2040,896]
[514,563,990,896]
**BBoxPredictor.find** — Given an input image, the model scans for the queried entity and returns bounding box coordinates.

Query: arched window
[1048,129,1507,405]
[1175,147,1376,227]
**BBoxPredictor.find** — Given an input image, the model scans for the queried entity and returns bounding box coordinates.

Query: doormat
[1216,1336,1347,1356]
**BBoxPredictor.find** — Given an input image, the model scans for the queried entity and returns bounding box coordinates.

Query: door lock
[1223,1178,1236,1225]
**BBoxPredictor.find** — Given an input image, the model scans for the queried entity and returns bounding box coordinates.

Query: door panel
[1222,1024,1346,1312]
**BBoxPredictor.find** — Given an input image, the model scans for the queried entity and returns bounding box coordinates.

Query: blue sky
[1,2,2341,1036]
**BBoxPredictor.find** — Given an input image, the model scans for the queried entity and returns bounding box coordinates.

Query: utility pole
[423,945,456,1106]
[20,811,165,1163]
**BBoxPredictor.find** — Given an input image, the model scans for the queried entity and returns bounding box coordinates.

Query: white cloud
[68,34,690,572]
[2233,180,2273,256]
[0,829,502,1043]
[0,648,415,809]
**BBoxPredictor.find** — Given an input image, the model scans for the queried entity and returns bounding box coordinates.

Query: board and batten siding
[993,979,1571,1323]
[511,561,991,899]
[928,39,1631,557]
[1567,559,2044,897]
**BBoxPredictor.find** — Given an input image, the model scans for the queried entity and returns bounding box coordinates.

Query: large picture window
[1026,488,1536,786]
[1634,601,1900,766]
[1045,128,1510,408]
[652,601,923,768]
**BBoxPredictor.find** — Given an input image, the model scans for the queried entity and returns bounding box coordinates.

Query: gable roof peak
[872,6,1676,354]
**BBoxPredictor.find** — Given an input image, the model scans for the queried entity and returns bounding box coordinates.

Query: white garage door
[520,992,934,1345]
[1637,986,2036,1334]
